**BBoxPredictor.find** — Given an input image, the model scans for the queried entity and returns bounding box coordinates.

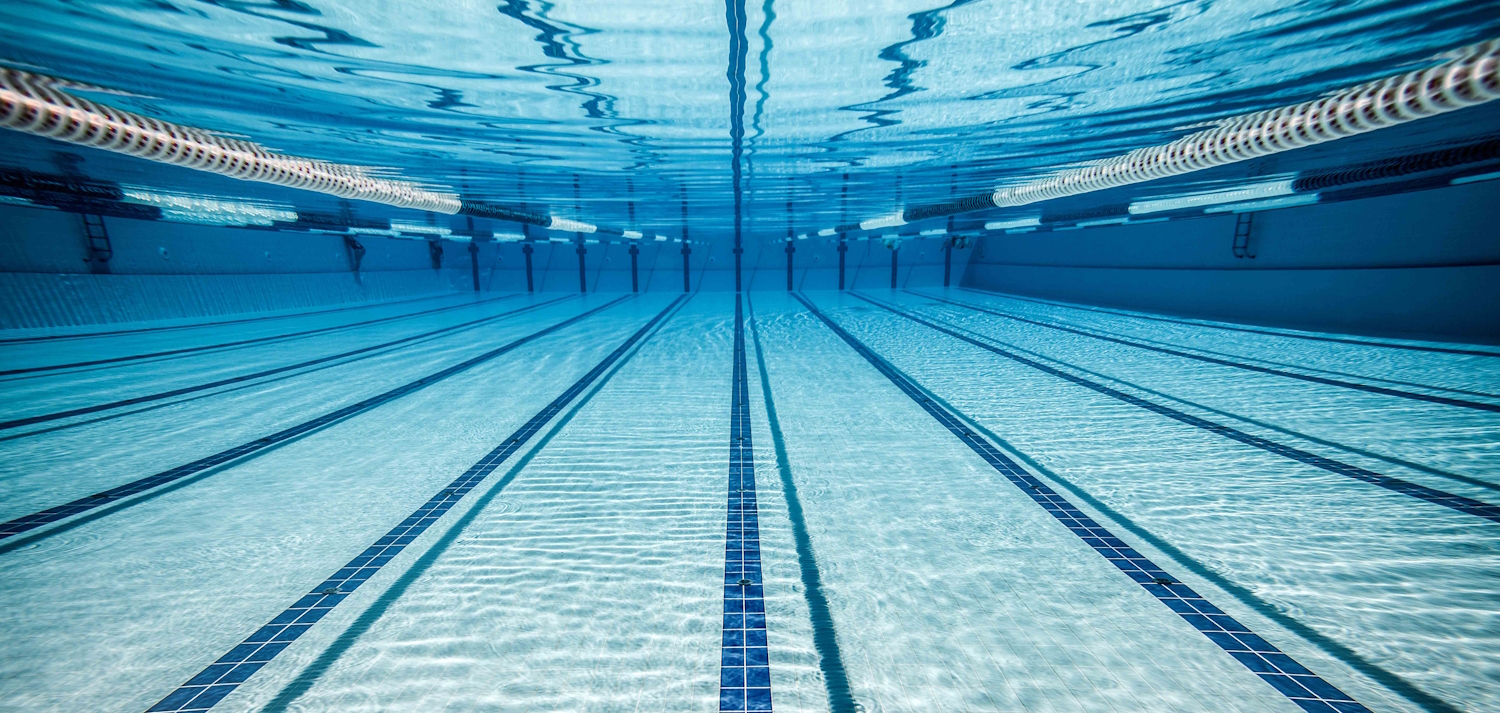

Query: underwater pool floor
[0,289,1495,713]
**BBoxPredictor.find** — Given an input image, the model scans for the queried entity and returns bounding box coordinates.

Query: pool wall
[0,202,977,328]
[964,180,1500,343]
[4,177,1499,343]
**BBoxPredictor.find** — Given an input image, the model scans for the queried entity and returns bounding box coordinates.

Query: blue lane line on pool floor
[796,293,1374,713]
[0,295,563,431]
[883,306,1499,497]
[720,295,773,713]
[909,290,1500,412]
[145,296,682,713]
[0,291,525,378]
[855,293,1500,525]
[955,286,1500,359]
[746,297,858,713]
[258,297,687,712]
[0,291,461,346]
[0,297,629,547]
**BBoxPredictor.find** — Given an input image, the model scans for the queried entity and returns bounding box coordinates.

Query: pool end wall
[2,177,1496,342]
[963,179,1500,344]
[0,202,975,327]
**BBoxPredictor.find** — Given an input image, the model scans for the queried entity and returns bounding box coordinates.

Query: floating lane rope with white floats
[0,68,689,243]
[2,38,1499,242]
[820,38,1500,241]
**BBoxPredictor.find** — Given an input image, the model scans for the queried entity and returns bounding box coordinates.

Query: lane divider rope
[988,40,1500,209]
[0,70,459,213]
[0,70,621,235]
[828,39,1500,233]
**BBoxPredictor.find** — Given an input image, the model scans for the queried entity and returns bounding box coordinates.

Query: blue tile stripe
[0,290,524,378]
[0,296,628,544]
[745,298,858,713]
[910,290,1500,412]
[0,295,559,431]
[795,293,1374,713]
[955,286,1500,359]
[856,293,1500,525]
[146,296,682,713]
[0,291,460,346]
[721,295,773,713]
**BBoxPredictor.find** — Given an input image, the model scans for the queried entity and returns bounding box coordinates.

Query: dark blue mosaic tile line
[911,291,1500,413]
[795,293,1374,713]
[0,295,562,431]
[0,291,524,378]
[0,297,631,543]
[955,287,1500,359]
[745,298,858,713]
[721,296,773,713]
[145,296,683,713]
[856,293,1500,525]
[0,292,460,346]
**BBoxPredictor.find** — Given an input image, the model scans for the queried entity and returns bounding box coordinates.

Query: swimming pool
[0,288,1494,712]
[1,1,1498,711]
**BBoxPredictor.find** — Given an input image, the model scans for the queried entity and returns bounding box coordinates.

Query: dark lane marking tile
[721,296,772,713]
[911,291,1500,412]
[0,298,631,545]
[0,292,459,346]
[954,287,1500,359]
[856,293,1500,525]
[0,296,572,431]
[797,292,1375,713]
[745,296,857,713]
[145,296,684,713]
[0,292,523,377]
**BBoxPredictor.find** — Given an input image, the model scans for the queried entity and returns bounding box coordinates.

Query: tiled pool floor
[0,290,1494,712]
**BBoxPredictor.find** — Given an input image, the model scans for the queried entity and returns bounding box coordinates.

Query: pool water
[0,288,1494,712]
[2,0,1498,228]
